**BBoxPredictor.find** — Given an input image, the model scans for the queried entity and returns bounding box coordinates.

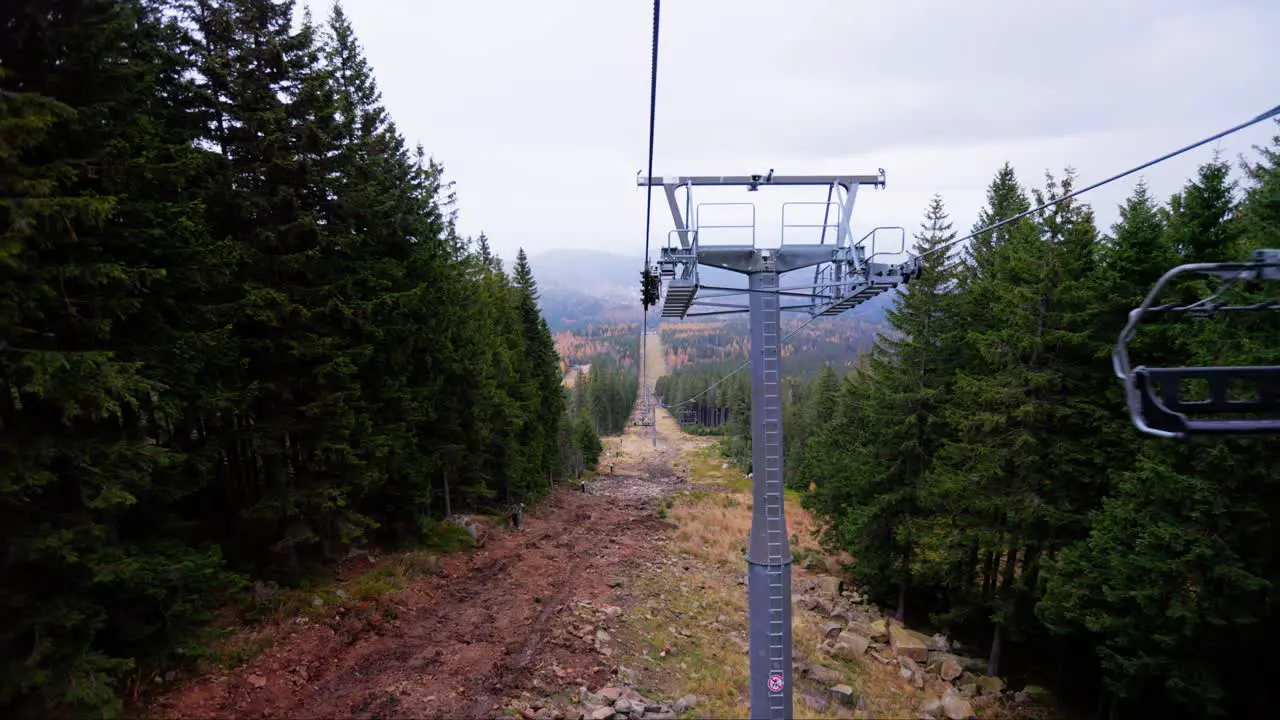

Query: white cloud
[336,0,1280,262]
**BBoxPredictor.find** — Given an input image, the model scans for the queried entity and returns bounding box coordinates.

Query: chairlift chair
[1112,248,1280,438]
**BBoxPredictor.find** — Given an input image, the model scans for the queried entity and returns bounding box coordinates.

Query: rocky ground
[789,575,1055,719]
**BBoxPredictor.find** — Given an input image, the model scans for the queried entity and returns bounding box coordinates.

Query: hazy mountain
[525,249,640,301]
[521,249,644,330]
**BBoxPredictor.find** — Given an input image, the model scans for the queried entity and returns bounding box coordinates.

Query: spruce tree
[927,169,1101,675]
[1040,154,1277,718]
[963,162,1035,280]
[512,248,566,486]
[187,0,374,569]
[1,1,240,714]
[800,195,959,619]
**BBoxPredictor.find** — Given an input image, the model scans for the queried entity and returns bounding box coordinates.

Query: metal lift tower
[639,170,919,719]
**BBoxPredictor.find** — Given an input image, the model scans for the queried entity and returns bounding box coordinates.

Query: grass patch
[614,562,754,718]
[608,442,939,719]
[198,626,275,671]
[212,521,472,672]
[416,519,479,554]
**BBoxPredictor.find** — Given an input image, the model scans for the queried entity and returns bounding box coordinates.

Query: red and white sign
[767,673,784,693]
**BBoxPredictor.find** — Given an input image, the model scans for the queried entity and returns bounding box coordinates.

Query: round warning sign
[767,673,785,693]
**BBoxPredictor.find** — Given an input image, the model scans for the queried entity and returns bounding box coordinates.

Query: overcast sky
[336,0,1279,265]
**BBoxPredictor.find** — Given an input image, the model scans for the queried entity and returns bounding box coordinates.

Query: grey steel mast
[640,170,918,719]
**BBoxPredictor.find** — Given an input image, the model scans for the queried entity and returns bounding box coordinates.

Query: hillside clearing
[149,333,1047,720]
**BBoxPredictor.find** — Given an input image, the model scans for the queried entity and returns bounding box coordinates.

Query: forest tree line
[554,322,639,374]
[570,354,640,438]
[791,143,1280,718]
[660,314,882,376]
[655,361,750,461]
[0,0,577,716]
[656,342,875,478]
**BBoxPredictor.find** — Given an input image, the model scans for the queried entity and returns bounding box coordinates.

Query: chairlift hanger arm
[637,172,886,189]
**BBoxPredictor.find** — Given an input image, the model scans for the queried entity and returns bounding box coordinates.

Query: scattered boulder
[808,664,842,685]
[846,618,885,641]
[899,656,925,690]
[815,575,841,599]
[831,630,870,660]
[618,688,644,704]
[597,687,622,703]
[813,595,835,616]
[941,688,976,720]
[925,652,966,682]
[829,684,857,707]
[823,621,844,639]
[569,686,681,720]
[929,633,951,653]
[673,694,698,714]
[800,688,830,713]
[829,601,854,622]
[920,698,944,719]
[889,624,929,662]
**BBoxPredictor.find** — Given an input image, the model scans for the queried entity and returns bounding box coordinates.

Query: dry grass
[611,443,945,719]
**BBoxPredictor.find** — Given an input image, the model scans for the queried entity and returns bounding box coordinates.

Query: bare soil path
[151,333,697,720]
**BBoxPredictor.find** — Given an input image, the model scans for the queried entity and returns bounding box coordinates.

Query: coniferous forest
[0,1,574,715]
[657,138,1280,719]
[791,152,1280,718]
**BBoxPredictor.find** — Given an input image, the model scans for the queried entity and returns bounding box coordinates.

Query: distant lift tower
[639,170,919,719]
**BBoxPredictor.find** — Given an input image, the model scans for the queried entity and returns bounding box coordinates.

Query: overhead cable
[665,102,1280,410]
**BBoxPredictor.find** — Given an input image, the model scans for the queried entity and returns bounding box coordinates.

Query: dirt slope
[150,483,680,719]
[151,334,693,720]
